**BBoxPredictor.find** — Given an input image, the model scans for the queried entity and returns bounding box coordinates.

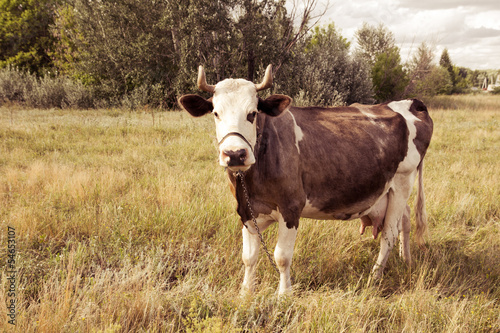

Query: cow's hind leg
[399,205,411,265]
[274,214,298,295]
[370,175,414,282]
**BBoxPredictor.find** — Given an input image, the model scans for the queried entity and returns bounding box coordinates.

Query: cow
[178,65,433,294]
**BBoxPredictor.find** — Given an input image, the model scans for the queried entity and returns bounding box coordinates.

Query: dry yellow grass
[0,96,499,332]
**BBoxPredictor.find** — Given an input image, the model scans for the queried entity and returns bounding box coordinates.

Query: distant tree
[409,42,434,80]
[354,22,396,66]
[372,47,408,102]
[56,0,238,106]
[232,0,328,82]
[405,42,451,97]
[439,48,455,88]
[354,23,405,102]
[0,0,58,74]
[163,0,237,97]
[439,49,473,93]
[439,48,452,68]
[470,70,487,89]
[452,66,471,93]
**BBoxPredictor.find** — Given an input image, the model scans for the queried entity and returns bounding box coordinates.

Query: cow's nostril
[224,149,247,166]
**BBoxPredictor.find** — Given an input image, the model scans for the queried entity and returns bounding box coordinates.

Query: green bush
[63,80,95,109]
[24,75,67,108]
[25,75,96,109]
[407,66,453,98]
[0,66,32,102]
[120,84,150,110]
[0,66,95,108]
[491,86,500,95]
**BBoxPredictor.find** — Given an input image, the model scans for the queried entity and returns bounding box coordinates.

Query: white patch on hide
[388,100,421,174]
[288,110,304,153]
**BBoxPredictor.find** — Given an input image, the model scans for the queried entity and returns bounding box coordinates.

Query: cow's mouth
[226,164,251,172]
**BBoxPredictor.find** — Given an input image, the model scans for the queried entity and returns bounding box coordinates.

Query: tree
[235,0,290,81]
[55,0,238,106]
[409,42,434,80]
[233,0,328,82]
[0,0,58,74]
[439,48,455,88]
[469,70,486,89]
[405,42,446,97]
[439,49,473,93]
[49,3,80,76]
[53,0,327,107]
[372,47,408,102]
[354,22,396,66]
[452,66,471,93]
[354,23,404,102]
[279,23,373,106]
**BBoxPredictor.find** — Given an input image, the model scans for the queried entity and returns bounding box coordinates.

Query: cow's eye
[213,111,220,119]
[247,111,257,123]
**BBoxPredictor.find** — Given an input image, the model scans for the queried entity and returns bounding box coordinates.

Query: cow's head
[178,65,292,171]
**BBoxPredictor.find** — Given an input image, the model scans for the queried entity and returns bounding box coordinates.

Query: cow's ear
[178,94,213,117]
[258,94,292,117]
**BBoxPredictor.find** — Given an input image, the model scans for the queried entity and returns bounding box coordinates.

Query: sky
[298,0,500,70]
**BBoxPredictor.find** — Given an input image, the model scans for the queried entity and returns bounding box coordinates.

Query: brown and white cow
[179,65,433,294]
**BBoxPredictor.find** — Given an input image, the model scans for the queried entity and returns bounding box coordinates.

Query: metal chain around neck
[236,170,280,275]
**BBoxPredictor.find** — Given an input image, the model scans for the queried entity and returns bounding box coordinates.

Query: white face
[212,79,259,171]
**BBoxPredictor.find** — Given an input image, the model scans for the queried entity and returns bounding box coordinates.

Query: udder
[359,195,388,239]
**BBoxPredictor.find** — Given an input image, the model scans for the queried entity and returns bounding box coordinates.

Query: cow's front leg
[241,226,260,294]
[241,217,274,294]
[274,215,298,295]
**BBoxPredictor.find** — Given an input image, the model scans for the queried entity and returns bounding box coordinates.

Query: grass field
[1,95,499,332]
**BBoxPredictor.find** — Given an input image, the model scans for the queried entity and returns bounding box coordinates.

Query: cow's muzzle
[223,149,247,166]
[218,132,254,170]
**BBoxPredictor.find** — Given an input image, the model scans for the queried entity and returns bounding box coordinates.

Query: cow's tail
[415,160,428,247]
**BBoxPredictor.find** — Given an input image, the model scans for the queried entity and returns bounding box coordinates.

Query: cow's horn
[255,64,273,91]
[197,66,216,93]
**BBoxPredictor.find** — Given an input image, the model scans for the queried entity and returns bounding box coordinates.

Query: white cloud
[396,0,500,10]
[305,0,500,69]
[466,11,500,30]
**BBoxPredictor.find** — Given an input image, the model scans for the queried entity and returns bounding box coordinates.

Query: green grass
[0,96,499,332]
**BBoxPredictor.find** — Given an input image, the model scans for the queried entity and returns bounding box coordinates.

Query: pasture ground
[0,95,499,332]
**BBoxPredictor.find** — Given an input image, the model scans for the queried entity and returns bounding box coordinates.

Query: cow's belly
[301,185,391,221]
[301,199,370,220]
